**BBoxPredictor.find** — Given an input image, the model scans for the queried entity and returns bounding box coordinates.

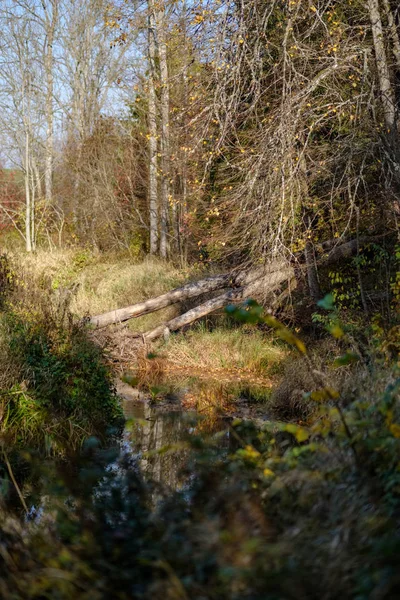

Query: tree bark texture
[155,2,171,258]
[148,3,159,255]
[44,0,58,205]
[368,0,396,129]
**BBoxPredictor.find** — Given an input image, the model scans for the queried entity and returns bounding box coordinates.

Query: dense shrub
[0,258,122,451]
[3,313,122,427]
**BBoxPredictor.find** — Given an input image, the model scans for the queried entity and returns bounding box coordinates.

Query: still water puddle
[11,377,269,517]
[118,370,272,489]
[122,399,233,490]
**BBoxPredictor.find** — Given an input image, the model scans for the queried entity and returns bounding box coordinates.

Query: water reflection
[123,400,233,490]
[9,379,260,516]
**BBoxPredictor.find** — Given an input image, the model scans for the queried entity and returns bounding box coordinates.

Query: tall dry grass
[161,324,288,378]
[10,249,191,332]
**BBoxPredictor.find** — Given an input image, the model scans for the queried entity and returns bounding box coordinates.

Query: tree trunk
[89,261,293,328]
[90,272,231,328]
[44,1,58,205]
[144,288,246,341]
[30,170,36,251]
[31,156,43,200]
[89,260,288,328]
[89,237,369,335]
[148,2,159,255]
[155,1,170,258]
[179,0,189,265]
[298,128,322,303]
[368,0,396,129]
[304,240,321,302]
[382,0,400,69]
[25,130,32,253]
[142,268,292,341]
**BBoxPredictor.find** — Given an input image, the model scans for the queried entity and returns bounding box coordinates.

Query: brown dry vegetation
[9,249,292,382]
[156,324,288,380]
[10,248,191,331]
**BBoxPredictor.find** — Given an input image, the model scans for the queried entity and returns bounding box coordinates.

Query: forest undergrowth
[0,252,123,454]
[0,250,398,600]
[0,273,398,598]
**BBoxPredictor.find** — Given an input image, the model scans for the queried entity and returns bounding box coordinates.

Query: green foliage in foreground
[0,254,123,451]
[0,302,399,599]
[0,371,399,599]
[4,313,122,428]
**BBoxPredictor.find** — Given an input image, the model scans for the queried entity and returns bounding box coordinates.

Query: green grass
[160,323,288,378]
[0,255,124,454]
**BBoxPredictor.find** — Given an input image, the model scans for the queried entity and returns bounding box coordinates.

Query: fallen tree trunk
[142,267,293,341]
[88,237,370,336]
[89,272,231,328]
[143,288,245,341]
[90,260,287,328]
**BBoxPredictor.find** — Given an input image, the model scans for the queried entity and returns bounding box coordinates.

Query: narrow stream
[5,376,270,519]
[122,397,234,490]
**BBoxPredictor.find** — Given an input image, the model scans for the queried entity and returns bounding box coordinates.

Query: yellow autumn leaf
[328,324,344,339]
[390,423,400,438]
[263,468,275,477]
[295,428,310,442]
[294,338,307,354]
[245,445,260,458]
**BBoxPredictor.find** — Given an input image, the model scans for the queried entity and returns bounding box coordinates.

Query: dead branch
[141,267,292,341]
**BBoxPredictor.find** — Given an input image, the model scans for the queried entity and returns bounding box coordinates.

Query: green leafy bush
[4,313,121,427]
[0,261,123,450]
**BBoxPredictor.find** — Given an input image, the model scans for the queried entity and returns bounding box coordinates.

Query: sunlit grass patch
[160,324,288,379]
[71,255,186,317]
[10,249,189,328]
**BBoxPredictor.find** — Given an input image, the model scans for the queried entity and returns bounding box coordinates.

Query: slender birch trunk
[31,156,43,200]
[25,130,32,252]
[155,2,170,258]
[368,0,396,129]
[30,169,36,251]
[148,2,159,255]
[178,0,189,265]
[44,2,58,205]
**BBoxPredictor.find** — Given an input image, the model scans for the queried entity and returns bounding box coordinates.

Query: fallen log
[88,236,369,336]
[89,272,231,328]
[142,267,293,342]
[143,288,245,341]
[89,260,287,329]
[323,239,363,265]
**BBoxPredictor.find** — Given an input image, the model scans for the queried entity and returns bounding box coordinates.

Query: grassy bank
[0,253,123,454]
[13,248,191,333]
[11,249,292,381]
[158,324,287,379]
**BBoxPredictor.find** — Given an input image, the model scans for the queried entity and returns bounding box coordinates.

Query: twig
[3,450,28,514]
